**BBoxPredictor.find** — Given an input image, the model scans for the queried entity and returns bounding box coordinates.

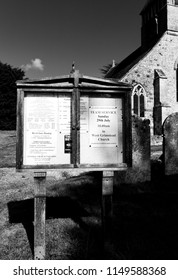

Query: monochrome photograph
[0,2,178,277]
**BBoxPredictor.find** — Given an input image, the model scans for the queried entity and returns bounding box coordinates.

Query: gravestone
[115,115,151,184]
[163,112,178,176]
[126,116,151,183]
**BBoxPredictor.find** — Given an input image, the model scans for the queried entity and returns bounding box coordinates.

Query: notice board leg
[22,222,34,256]
[34,172,46,260]
[102,171,114,252]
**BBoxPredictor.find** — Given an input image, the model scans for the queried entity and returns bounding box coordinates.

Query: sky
[0,0,145,80]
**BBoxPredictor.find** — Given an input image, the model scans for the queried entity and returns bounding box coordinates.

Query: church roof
[105,1,177,80]
[105,46,151,79]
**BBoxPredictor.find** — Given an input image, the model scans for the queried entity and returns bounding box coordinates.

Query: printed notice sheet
[89,106,118,147]
[24,95,58,165]
[58,96,71,133]
[80,97,89,133]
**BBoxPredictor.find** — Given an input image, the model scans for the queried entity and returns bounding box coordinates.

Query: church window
[132,84,146,117]
[133,93,138,115]
[140,94,145,117]
[175,0,178,5]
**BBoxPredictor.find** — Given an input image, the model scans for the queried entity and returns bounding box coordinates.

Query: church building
[105,0,178,143]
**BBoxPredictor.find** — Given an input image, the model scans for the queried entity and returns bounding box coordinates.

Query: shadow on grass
[7,196,90,257]
[7,171,178,260]
[113,174,178,259]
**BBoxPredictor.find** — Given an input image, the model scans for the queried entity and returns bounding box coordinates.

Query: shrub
[0,61,25,130]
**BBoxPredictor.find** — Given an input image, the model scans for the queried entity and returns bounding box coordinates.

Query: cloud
[22,58,44,71]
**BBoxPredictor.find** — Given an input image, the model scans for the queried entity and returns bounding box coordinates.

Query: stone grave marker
[163,112,178,176]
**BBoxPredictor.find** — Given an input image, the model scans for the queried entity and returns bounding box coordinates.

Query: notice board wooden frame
[16,70,132,171]
[16,71,132,259]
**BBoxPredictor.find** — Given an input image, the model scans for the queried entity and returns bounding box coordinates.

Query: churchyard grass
[1,131,178,259]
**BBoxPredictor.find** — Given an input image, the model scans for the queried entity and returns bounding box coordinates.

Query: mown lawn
[1,131,178,260]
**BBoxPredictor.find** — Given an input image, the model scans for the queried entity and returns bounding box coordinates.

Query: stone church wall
[119,33,178,139]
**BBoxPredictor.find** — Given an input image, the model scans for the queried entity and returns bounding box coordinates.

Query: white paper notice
[80,97,89,133]
[89,106,118,147]
[58,96,71,133]
[24,95,58,165]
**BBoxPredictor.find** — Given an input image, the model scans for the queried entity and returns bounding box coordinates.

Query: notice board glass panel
[23,93,72,165]
[80,96,123,165]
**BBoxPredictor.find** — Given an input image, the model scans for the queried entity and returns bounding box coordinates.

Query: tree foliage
[100,62,118,77]
[0,61,25,130]
[100,63,113,76]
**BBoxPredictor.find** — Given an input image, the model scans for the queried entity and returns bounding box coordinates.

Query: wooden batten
[16,89,24,170]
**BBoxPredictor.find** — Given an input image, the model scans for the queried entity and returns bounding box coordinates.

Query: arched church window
[132,84,146,117]
[140,94,145,117]
[133,93,138,115]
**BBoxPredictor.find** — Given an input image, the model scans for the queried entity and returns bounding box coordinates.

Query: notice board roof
[16,71,132,91]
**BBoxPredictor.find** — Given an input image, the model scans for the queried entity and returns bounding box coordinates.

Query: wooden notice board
[16,71,132,260]
[16,71,132,171]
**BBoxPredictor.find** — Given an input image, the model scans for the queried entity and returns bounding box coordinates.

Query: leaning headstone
[163,112,178,176]
[115,115,151,184]
[127,116,151,183]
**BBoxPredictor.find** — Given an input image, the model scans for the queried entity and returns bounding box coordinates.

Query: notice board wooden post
[71,70,80,167]
[34,172,46,260]
[102,171,114,251]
